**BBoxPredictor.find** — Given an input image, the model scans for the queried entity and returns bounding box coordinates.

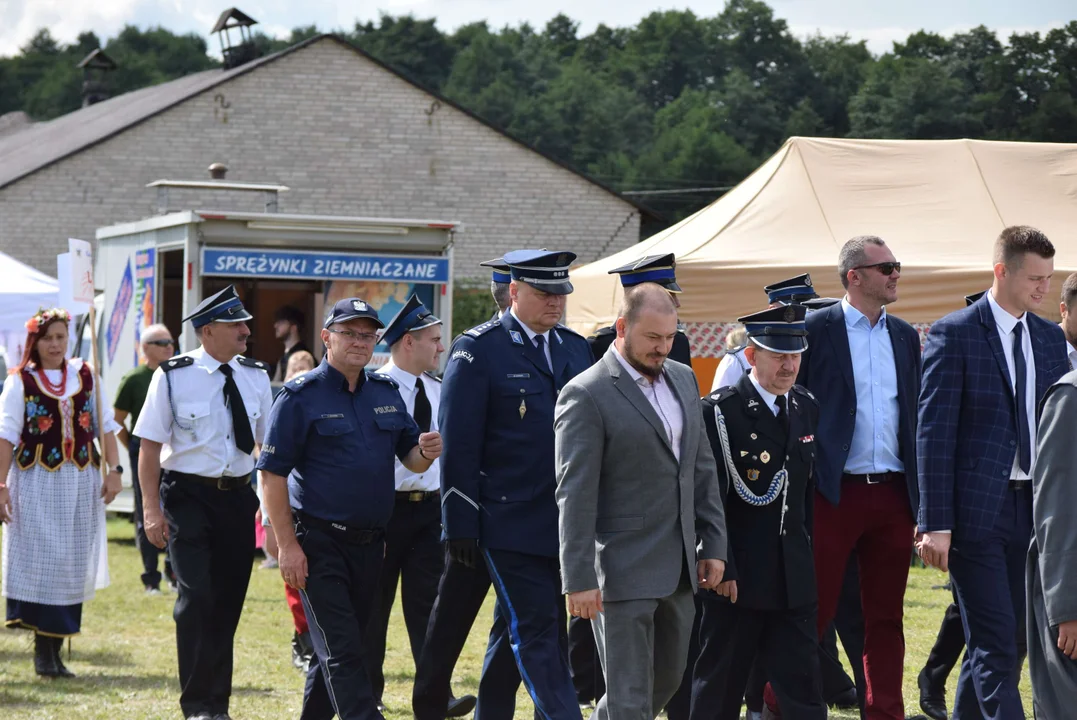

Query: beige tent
[567,137,1077,337]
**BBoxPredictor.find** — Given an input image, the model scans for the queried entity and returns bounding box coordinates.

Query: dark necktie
[413,376,432,433]
[1013,323,1031,474]
[775,395,790,436]
[534,335,552,372]
[219,364,255,455]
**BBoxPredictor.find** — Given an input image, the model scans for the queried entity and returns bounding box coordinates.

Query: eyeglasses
[854,261,902,276]
[328,328,378,343]
[145,339,175,347]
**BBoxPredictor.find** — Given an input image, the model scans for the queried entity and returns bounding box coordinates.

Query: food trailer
[93,179,459,512]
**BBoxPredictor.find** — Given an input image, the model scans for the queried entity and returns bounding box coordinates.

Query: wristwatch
[111,465,124,474]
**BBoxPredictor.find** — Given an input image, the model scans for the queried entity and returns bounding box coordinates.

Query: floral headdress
[25,307,71,335]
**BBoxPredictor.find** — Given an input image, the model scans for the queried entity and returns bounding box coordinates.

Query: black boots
[33,634,75,678]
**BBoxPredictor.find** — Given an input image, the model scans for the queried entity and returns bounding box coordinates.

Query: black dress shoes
[447,694,477,717]
[918,667,948,720]
[826,686,858,710]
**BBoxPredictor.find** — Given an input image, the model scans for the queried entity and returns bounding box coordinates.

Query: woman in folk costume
[0,307,123,677]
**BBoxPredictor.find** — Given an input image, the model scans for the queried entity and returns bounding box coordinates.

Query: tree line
[3,0,1077,222]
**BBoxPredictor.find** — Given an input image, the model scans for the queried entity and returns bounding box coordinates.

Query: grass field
[0,517,1033,719]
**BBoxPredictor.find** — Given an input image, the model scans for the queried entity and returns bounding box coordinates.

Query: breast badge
[747,469,760,482]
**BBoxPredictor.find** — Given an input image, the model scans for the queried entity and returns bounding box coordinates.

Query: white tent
[0,251,60,365]
[567,137,1077,337]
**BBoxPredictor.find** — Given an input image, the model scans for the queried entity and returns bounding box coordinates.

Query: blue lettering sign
[201,248,449,284]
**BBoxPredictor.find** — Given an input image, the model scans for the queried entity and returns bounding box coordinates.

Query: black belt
[1009,479,1031,491]
[396,490,439,503]
[295,511,384,546]
[166,470,249,491]
[842,471,903,485]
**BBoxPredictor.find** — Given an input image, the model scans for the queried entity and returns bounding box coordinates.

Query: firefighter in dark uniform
[587,253,692,366]
[439,249,593,720]
[690,305,825,720]
[257,298,442,720]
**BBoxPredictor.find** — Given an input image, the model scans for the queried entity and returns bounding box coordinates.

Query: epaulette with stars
[367,371,399,388]
[161,356,195,372]
[707,385,739,404]
[237,356,270,373]
[464,319,501,338]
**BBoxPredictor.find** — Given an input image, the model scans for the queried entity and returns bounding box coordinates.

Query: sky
[1,0,1073,58]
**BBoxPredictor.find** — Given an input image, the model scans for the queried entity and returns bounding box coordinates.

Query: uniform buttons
[781,530,787,536]
[842,444,849,451]
[786,455,790,461]
[520,389,525,394]
[1001,470,1008,477]
[501,496,507,501]
[1009,440,1016,446]
[849,409,855,416]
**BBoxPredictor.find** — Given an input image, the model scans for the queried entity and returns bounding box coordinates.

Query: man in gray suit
[1027,369,1077,718]
[555,283,727,720]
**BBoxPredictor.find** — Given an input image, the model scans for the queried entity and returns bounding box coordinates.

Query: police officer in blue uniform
[587,253,693,366]
[440,249,593,720]
[257,298,442,720]
[481,257,513,320]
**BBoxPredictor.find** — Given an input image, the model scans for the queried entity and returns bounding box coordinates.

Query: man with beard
[555,282,726,720]
[272,306,310,383]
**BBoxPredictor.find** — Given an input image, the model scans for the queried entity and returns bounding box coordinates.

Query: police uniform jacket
[135,347,273,478]
[701,372,819,611]
[587,325,692,367]
[439,311,593,558]
[256,359,420,529]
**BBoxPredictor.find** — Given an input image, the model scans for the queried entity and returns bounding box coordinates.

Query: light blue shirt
[842,298,903,474]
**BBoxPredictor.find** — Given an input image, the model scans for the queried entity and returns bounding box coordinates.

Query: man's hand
[567,589,604,620]
[278,541,309,590]
[418,432,442,460]
[143,506,170,549]
[1058,620,1077,660]
[715,580,738,603]
[101,470,122,504]
[697,558,726,590]
[918,532,951,573]
[0,485,11,524]
[448,538,479,568]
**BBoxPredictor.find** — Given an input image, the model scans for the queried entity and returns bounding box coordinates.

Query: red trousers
[813,480,914,720]
[285,582,308,635]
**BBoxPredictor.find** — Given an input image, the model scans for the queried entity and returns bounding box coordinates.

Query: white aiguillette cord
[712,404,791,536]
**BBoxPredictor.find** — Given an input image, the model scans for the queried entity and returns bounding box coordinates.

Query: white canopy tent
[567,137,1077,337]
[0,251,60,367]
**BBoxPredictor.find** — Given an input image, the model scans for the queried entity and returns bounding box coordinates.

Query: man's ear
[615,317,627,338]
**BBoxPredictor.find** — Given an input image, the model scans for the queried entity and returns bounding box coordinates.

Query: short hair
[994,225,1054,269]
[619,283,676,325]
[490,281,511,312]
[837,235,886,289]
[285,350,316,381]
[140,323,171,344]
[724,327,747,350]
[275,305,304,327]
[1062,272,1077,311]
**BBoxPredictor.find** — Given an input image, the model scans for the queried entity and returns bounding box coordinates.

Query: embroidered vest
[15,363,100,471]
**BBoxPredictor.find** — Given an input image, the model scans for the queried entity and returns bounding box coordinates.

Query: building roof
[0,34,650,215]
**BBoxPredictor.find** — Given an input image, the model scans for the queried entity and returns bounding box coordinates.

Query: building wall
[0,38,640,276]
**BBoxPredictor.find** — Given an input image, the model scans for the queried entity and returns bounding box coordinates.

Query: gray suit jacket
[1028,370,1077,718]
[555,346,727,603]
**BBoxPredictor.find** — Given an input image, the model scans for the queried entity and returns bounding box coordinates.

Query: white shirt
[510,308,552,370]
[710,346,750,392]
[134,347,273,478]
[376,359,441,492]
[748,371,784,418]
[0,358,121,445]
[986,290,1037,481]
[613,344,684,461]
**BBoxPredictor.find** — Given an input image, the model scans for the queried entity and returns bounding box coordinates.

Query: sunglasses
[145,339,175,347]
[854,261,901,276]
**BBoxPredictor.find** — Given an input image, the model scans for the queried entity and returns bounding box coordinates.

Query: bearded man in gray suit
[555,283,727,720]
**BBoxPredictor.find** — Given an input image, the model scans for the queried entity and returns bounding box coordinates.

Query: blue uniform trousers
[481,549,580,720]
[298,520,385,720]
[949,486,1032,720]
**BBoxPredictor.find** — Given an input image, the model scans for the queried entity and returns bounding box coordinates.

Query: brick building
[0,35,644,277]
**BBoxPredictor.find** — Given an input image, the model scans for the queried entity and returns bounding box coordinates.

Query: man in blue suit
[918,226,1070,720]
[791,235,922,720]
[439,249,593,720]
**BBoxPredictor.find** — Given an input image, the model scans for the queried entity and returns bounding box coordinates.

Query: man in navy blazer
[917,226,1070,720]
[795,235,922,720]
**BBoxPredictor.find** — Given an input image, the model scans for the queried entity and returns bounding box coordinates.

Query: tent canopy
[0,250,59,336]
[567,137,1077,332]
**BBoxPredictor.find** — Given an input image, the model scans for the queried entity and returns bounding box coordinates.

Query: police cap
[738,304,809,354]
[503,249,577,295]
[607,253,682,293]
[182,284,253,329]
[380,294,442,347]
[764,274,818,305]
[480,257,512,284]
[323,298,385,329]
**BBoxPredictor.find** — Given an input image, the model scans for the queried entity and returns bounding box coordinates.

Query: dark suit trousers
[920,581,964,694]
[363,494,444,701]
[690,593,825,720]
[297,523,384,720]
[161,474,257,718]
[568,614,605,703]
[813,480,914,720]
[412,550,524,720]
[949,486,1032,720]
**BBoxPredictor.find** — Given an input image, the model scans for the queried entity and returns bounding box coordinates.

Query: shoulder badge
[707,385,738,404]
[422,371,442,384]
[792,385,818,404]
[237,356,271,373]
[367,371,399,388]
[161,356,195,373]
[464,319,501,338]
